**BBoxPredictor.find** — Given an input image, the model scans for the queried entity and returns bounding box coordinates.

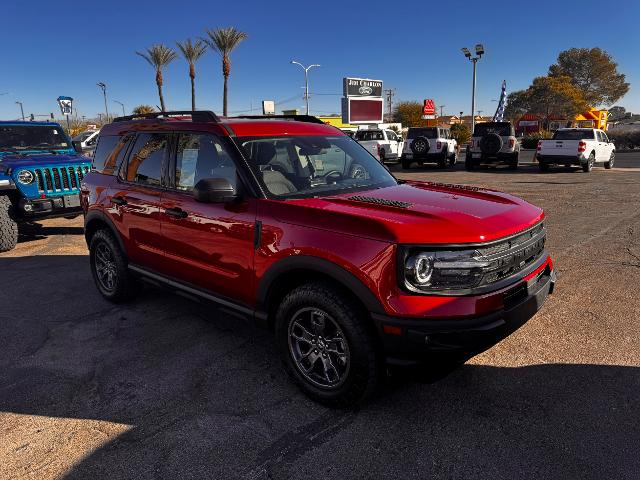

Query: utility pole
[113,100,125,117]
[384,88,395,121]
[440,105,445,118]
[15,101,25,121]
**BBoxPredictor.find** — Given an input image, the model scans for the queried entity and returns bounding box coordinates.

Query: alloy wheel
[288,308,350,389]
[94,242,117,292]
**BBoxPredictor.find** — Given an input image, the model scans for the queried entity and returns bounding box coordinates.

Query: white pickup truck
[354,129,403,163]
[536,128,615,172]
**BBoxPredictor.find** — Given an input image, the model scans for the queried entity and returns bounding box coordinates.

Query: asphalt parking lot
[1,151,639,479]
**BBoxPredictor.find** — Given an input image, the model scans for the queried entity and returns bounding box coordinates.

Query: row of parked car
[353,121,616,173]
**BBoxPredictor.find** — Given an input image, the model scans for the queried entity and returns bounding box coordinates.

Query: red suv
[81,111,555,406]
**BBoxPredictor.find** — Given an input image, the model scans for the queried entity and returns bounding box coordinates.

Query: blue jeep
[0,121,91,252]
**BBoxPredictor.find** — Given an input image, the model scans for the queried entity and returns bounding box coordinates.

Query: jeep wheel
[401,157,411,169]
[465,157,476,171]
[0,196,18,252]
[582,152,595,173]
[508,152,519,170]
[89,229,140,303]
[275,282,380,407]
[604,151,615,169]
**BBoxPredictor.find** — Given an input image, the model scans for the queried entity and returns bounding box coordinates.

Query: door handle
[112,196,127,206]
[165,207,188,219]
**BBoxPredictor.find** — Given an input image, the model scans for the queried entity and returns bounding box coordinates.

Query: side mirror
[193,178,237,203]
[72,141,84,154]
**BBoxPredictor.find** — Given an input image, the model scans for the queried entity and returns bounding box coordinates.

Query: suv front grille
[31,165,90,194]
[478,222,546,285]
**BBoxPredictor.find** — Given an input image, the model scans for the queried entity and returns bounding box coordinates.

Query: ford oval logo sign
[358,86,373,95]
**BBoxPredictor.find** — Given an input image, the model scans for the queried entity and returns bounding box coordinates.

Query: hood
[263,180,544,245]
[0,153,89,169]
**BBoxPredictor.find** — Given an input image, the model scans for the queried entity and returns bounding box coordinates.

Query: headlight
[17,170,35,184]
[404,249,489,292]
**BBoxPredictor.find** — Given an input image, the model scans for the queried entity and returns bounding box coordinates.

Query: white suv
[466,122,519,170]
[354,129,403,163]
[401,127,458,169]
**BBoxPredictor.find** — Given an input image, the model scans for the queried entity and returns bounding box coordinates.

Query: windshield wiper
[0,148,26,156]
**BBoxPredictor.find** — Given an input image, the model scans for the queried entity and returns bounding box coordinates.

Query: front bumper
[17,195,82,220]
[373,263,556,366]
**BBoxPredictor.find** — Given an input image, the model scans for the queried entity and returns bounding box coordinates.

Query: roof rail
[113,110,220,123]
[231,114,326,125]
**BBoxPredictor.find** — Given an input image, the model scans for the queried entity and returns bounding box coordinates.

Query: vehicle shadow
[0,255,638,479]
[17,222,85,245]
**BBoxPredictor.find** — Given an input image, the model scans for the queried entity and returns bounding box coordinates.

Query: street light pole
[15,101,25,121]
[461,44,484,133]
[113,100,125,117]
[290,61,321,115]
[97,82,109,122]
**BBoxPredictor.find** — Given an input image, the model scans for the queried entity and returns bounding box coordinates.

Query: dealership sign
[341,97,384,124]
[57,96,73,116]
[343,78,383,97]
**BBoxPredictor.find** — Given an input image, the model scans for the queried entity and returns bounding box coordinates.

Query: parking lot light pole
[113,100,125,117]
[97,82,109,122]
[461,44,484,133]
[15,101,25,121]
[290,61,320,115]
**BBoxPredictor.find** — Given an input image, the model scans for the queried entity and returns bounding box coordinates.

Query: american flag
[493,80,507,122]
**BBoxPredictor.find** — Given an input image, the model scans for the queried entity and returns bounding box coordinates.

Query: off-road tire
[604,151,615,169]
[401,157,411,169]
[275,282,381,407]
[508,152,519,170]
[582,152,595,173]
[437,149,448,168]
[539,162,550,172]
[0,196,18,252]
[89,229,140,303]
[465,156,476,171]
[479,133,503,155]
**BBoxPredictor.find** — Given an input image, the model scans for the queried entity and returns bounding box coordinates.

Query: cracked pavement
[1,152,639,479]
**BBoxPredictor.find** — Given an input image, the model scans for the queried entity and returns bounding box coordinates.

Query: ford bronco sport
[0,121,91,252]
[81,111,555,406]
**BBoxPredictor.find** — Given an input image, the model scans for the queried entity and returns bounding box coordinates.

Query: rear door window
[124,133,170,186]
[174,133,237,191]
[407,128,437,139]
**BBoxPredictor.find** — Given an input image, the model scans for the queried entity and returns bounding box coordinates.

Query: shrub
[521,131,553,149]
[607,129,640,149]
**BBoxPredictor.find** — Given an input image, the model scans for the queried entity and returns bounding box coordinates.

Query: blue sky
[1,0,639,121]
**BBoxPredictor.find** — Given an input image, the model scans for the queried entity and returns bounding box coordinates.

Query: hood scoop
[347,195,412,209]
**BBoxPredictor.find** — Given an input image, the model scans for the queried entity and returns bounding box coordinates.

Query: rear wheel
[401,157,411,169]
[378,149,386,163]
[539,161,550,172]
[604,151,615,169]
[437,149,448,168]
[582,152,595,173]
[508,152,519,170]
[0,196,18,253]
[89,229,140,303]
[275,282,380,407]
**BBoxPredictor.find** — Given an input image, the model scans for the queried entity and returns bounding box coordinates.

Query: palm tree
[136,44,178,112]
[202,27,247,116]
[132,105,156,115]
[176,39,207,111]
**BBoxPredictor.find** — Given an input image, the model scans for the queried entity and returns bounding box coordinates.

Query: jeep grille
[33,166,89,194]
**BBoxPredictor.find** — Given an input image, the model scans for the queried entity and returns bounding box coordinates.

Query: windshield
[0,125,70,151]
[552,129,595,140]
[237,135,397,199]
[474,123,513,136]
[407,128,437,139]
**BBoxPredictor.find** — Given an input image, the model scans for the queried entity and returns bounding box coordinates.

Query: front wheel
[0,196,18,253]
[582,152,595,172]
[89,229,140,303]
[437,150,448,168]
[275,283,380,407]
[604,151,615,169]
